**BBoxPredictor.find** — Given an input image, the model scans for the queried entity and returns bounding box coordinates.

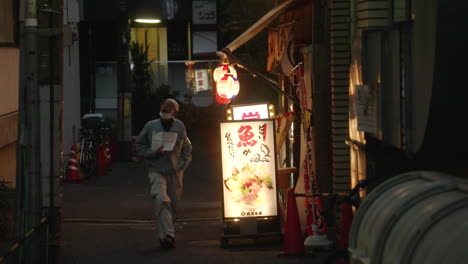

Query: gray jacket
[135,119,192,175]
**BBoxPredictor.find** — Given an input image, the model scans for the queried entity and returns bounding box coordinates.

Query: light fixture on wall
[268,104,275,118]
[129,0,163,24]
[134,18,161,24]
[226,108,233,120]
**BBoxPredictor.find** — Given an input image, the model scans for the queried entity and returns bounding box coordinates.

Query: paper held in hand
[151,132,177,151]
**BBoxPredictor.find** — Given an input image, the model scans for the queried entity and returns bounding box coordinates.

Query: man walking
[135,98,192,248]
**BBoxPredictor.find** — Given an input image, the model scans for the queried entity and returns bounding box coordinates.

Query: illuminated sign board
[220,120,278,218]
[228,103,275,120]
[232,104,268,120]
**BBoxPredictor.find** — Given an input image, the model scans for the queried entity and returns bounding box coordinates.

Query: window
[362,27,411,149]
[192,31,217,54]
[0,0,16,45]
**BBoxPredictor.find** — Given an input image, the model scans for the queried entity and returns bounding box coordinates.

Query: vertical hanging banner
[194,69,210,92]
[220,120,278,218]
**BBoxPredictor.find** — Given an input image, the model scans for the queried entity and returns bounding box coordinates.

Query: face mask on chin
[159,112,173,120]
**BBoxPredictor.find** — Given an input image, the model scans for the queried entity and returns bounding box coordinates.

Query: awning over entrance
[218,0,297,103]
[223,0,295,53]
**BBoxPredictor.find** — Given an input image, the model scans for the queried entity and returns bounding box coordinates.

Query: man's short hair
[163,98,179,113]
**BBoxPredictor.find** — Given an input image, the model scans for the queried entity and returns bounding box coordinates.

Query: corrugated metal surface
[329,0,351,193]
[349,171,468,264]
[356,0,390,28]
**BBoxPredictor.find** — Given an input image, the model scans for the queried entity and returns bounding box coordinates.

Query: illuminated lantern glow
[213,64,237,82]
[217,74,240,100]
[215,90,231,104]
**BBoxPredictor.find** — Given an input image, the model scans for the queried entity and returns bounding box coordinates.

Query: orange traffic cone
[67,146,81,183]
[105,139,111,168]
[279,188,305,256]
[337,202,353,249]
[97,144,106,176]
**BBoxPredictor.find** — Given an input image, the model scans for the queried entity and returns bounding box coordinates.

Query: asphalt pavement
[59,135,329,264]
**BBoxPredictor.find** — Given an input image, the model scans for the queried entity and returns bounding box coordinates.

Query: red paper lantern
[213,64,237,83]
[217,74,240,100]
[215,90,231,104]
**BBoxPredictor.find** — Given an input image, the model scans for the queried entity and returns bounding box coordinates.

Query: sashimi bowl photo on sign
[220,120,278,218]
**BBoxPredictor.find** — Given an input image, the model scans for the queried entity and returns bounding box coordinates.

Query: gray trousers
[148,171,179,240]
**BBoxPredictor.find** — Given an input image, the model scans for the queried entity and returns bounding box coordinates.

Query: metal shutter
[330,0,351,192]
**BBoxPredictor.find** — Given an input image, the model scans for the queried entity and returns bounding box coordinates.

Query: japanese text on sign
[220,120,277,218]
[194,69,209,92]
[192,0,217,25]
[232,104,269,120]
[237,125,258,148]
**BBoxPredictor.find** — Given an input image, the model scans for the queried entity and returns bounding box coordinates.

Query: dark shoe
[160,235,176,249]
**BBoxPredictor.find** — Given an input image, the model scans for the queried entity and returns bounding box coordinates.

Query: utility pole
[15,0,27,262]
[37,0,63,262]
[22,0,44,262]
[118,0,132,160]
[17,0,63,263]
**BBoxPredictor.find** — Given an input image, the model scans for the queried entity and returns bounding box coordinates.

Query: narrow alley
[58,134,326,264]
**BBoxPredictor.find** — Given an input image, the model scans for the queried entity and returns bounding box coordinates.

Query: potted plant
[129,41,155,134]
